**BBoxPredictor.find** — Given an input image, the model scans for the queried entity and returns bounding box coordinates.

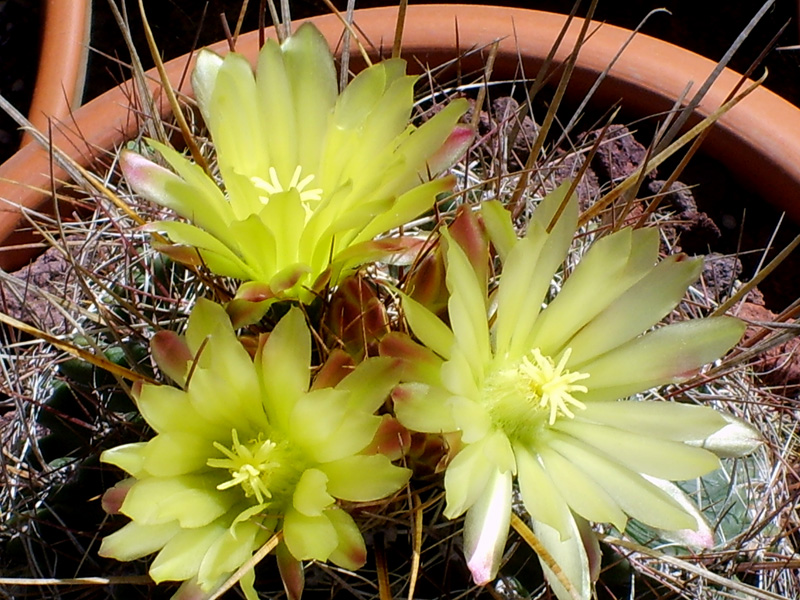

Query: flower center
[208,429,300,505]
[517,348,589,425]
[485,348,589,439]
[252,165,323,205]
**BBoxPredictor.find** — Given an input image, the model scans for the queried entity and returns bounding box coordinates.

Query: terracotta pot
[2,3,800,271]
[22,0,92,146]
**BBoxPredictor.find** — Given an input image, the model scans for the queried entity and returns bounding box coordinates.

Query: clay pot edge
[23,0,92,146]
[1,3,798,270]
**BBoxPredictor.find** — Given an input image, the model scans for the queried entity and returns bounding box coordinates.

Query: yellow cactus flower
[120,23,471,318]
[384,184,746,599]
[100,299,409,598]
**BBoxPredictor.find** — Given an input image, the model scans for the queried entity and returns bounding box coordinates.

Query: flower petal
[552,420,720,480]
[548,433,695,531]
[528,227,659,357]
[566,254,704,364]
[481,199,517,262]
[578,401,726,441]
[533,512,592,600]
[293,468,335,517]
[354,177,456,244]
[289,388,356,456]
[379,332,444,386]
[392,383,458,434]
[361,414,411,461]
[426,124,474,176]
[463,468,512,585]
[203,52,268,188]
[538,445,627,530]
[495,183,578,359]
[282,22,338,173]
[150,330,193,387]
[101,478,135,515]
[101,442,148,477]
[276,542,305,600]
[121,475,233,528]
[514,443,572,538]
[643,476,715,549]
[335,356,400,414]
[149,521,226,583]
[192,48,223,110]
[396,99,470,181]
[400,292,454,360]
[575,317,746,401]
[148,220,254,280]
[304,411,383,464]
[319,455,410,502]
[256,39,297,182]
[449,394,492,444]
[444,230,491,379]
[283,506,338,562]
[197,520,261,588]
[99,520,180,561]
[686,413,763,458]
[444,437,495,519]
[259,306,311,430]
[140,432,214,477]
[326,506,368,570]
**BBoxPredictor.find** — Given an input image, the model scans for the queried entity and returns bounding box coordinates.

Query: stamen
[518,348,589,425]
[208,429,279,504]
[288,165,302,189]
[250,166,323,205]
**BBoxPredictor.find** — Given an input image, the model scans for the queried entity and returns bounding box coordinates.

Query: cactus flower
[120,23,471,320]
[384,184,746,599]
[99,299,410,598]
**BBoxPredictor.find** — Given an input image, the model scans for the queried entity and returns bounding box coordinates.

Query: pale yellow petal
[319,455,410,502]
[293,469,334,517]
[444,231,491,376]
[400,292,454,360]
[514,443,572,538]
[548,434,695,531]
[528,227,658,357]
[552,420,720,480]
[533,512,592,600]
[326,506,368,570]
[149,522,226,583]
[121,475,233,528]
[444,438,494,519]
[578,401,726,441]
[538,445,627,530]
[574,317,746,401]
[463,468,513,585]
[283,506,338,562]
[567,255,703,364]
[392,383,458,434]
[260,307,311,430]
[98,520,180,561]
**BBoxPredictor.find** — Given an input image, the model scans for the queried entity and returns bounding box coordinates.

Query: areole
[2,3,799,271]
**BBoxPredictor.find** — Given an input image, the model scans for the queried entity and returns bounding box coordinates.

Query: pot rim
[23,0,92,146]
[2,3,799,270]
